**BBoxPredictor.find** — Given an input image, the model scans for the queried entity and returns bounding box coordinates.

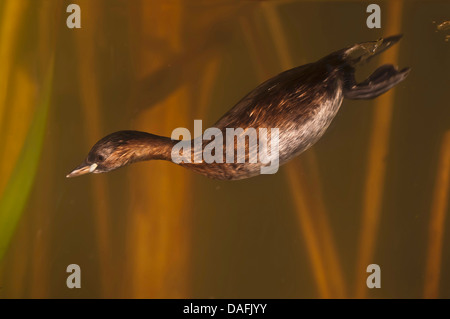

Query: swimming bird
[67,35,409,180]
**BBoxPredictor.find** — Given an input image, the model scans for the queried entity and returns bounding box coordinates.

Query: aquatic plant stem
[424,130,450,298]
[354,0,403,299]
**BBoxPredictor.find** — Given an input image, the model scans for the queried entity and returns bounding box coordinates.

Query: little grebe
[67,35,409,180]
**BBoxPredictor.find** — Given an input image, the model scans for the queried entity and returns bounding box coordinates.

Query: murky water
[0,0,449,298]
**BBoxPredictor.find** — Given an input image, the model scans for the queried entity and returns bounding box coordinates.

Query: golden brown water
[0,0,449,298]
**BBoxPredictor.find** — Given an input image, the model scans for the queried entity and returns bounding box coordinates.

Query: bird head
[66,131,149,178]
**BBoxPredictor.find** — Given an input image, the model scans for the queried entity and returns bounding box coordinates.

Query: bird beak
[66,163,98,178]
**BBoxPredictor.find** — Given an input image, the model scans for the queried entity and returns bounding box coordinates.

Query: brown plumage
[67,35,410,180]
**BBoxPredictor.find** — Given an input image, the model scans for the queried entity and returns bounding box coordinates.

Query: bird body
[67,35,409,180]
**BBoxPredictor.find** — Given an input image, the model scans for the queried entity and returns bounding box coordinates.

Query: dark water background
[0,0,449,298]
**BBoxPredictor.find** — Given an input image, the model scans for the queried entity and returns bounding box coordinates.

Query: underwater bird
[67,35,410,181]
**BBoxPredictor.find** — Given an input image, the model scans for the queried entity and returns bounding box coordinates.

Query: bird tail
[340,34,411,100]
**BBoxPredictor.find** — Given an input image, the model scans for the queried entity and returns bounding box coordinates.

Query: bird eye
[97,155,105,162]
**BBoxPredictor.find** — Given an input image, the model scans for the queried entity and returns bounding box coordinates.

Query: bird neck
[127,132,177,162]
